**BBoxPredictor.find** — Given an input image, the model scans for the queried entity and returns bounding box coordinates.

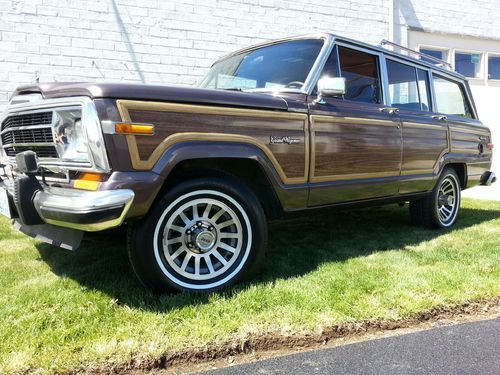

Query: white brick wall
[393,0,500,46]
[0,0,390,111]
[2,1,499,113]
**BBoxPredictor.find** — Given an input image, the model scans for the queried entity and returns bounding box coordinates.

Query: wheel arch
[150,142,286,219]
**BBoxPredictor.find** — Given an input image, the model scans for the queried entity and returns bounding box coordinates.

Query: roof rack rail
[379,39,453,70]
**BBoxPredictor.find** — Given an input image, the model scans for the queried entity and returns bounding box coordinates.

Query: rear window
[386,59,430,111]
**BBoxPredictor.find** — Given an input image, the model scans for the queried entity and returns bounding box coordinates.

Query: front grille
[1,127,54,145]
[1,111,57,159]
[4,145,58,158]
[1,111,53,131]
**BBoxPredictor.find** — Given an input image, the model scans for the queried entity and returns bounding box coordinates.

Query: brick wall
[393,0,500,46]
[0,0,390,111]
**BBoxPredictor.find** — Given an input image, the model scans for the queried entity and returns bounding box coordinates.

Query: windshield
[198,39,324,91]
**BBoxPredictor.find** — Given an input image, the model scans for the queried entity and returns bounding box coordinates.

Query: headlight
[53,108,90,164]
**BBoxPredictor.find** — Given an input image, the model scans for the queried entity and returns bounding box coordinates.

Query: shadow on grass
[36,204,500,311]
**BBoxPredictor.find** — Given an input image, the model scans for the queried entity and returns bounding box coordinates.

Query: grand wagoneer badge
[269,136,300,145]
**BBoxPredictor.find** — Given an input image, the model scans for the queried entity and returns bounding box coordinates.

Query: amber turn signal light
[115,122,154,135]
[74,172,105,191]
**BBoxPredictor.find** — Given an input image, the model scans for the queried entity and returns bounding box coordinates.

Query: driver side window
[319,46,382,104]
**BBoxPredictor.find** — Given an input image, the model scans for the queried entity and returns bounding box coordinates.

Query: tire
[409,167,461,229]
[127,176,267,293]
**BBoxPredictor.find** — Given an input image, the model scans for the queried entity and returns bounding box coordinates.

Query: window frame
[385,58,432,112]
[431,73,476,119]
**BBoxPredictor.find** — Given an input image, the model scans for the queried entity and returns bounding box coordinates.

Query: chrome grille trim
[0,96,110,173]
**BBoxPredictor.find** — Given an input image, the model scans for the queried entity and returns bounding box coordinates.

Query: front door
[308,45,402,206]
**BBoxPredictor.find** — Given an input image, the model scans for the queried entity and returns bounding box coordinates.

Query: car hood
[12,82,291,111]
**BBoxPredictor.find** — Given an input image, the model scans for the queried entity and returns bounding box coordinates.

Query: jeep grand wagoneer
[0,34,495,292]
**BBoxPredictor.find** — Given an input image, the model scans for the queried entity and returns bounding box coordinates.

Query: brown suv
[0,34,495,292]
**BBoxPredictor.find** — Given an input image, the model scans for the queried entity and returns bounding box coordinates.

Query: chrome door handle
[432,115,447,121]
[380,107,399,114]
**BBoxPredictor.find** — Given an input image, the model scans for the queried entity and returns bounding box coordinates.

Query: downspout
[388,0,394,42]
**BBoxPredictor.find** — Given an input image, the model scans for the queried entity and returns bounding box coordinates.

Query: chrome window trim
[0,96,110,172]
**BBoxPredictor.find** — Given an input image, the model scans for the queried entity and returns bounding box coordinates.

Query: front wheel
[409,167,461,228]
[127,177,267,293]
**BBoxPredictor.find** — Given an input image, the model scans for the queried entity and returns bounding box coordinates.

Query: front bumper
[33,187,135,231]
[1,175,134,232]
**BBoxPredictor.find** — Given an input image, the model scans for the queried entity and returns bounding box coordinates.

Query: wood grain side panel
[401,126,448,174]
[117,100,309,184]
[310,116,401,181]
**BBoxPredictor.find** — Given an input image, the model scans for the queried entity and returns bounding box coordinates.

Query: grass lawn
[0,198,499,374]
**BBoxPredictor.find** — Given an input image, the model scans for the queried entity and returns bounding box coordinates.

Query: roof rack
[379,39,453,70]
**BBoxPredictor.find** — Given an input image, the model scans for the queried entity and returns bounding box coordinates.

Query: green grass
[0,198,499,374]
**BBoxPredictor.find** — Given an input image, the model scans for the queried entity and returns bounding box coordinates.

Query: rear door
[384,59,449,194]
[308,44,402,206]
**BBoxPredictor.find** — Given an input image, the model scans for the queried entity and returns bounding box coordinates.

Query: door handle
[432,115,448,121]
[380,107,399,114]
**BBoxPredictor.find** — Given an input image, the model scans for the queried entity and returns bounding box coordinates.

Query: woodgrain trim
[403,122,446,130]
[116,100,309,184]
[449,126,490,136]
[309,115,400,183]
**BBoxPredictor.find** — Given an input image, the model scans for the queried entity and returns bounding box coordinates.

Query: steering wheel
[284,81,304,89]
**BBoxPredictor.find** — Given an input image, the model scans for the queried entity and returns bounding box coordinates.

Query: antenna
[379,39,453,70]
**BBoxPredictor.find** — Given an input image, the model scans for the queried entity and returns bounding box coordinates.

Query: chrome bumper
[32,187,135,231]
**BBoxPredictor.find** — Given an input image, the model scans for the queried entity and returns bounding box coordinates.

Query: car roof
[214,33,466,81]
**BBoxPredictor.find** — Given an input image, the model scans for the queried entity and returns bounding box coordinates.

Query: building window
[455,52,482,78]
[419,48,447,64]
[488,55,500,80]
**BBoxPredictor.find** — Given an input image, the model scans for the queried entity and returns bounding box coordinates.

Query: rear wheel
[127,176,267,293]
[409,167,461,228]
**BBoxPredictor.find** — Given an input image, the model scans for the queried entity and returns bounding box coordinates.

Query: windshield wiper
[221,87,244,91]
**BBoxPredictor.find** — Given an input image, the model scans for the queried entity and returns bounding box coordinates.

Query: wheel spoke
[180,253,192,271]
[205,255,215,274]
[194,256,200,276]
[170,246,186,260]
[219,219,235,229]
[218,242,236,253]
[165,237,182,246]
[192,204,199,221]
[169,225,185,233]
[212,250,228,266]
[211,208,225,223]
[203,203,212,219]
[219,232,239,239]
[179,211,189,224]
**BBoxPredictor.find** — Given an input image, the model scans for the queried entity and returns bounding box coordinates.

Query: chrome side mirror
[317,77,346,97]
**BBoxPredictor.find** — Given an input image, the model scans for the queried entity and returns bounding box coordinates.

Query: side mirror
[317,77,346,97]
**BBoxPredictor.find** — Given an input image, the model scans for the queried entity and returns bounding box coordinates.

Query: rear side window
[433,76,473,118]
[386,60,430,111]
[386,60,431,111]
[338,46,381,104]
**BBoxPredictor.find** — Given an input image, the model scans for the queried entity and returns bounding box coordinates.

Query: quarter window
[433,76,473,118]
[386,60,430,111]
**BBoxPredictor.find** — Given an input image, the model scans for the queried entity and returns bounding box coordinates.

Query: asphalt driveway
[201,317,500,375]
